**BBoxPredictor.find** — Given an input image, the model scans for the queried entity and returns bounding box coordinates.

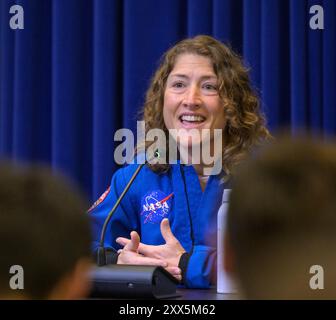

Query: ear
[49,258,93,300]
[224,233,235,275]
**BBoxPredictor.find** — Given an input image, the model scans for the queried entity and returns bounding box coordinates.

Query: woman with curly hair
[89,35,271,288]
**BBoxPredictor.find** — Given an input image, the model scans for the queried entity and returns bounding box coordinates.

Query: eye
[172,81,186,88]
[203,83,217,91]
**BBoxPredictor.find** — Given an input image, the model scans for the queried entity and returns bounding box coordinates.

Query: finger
[117,237,153,257]
[136,243,155,257]
[174,275,182,282]
[116,237,130,247]
[160,218,176,243]
[116,237,149,253]
[124,231,140,252]
[117,249,123,254]
[117,251,167,267]
[165,267,182,282]
[133,256,168,268]
[165,266,181,276]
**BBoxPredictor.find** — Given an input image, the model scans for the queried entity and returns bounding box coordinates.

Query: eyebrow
[168,74,217,81]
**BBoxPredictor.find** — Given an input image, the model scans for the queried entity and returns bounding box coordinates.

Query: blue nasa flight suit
[89,162,229,288]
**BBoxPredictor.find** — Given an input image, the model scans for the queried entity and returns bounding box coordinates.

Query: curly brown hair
[140,35,271,174]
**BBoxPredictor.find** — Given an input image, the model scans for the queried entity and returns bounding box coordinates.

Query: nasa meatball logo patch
[140,190,174,224]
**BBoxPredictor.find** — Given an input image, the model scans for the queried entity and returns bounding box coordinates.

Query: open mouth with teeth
[179,114,206,126]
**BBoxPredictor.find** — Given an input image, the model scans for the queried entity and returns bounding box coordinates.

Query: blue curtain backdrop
[0,0,335,201]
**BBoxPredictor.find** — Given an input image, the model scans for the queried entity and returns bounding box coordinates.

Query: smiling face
[163,53,226,149]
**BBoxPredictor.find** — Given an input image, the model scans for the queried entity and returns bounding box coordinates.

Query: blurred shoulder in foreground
[225,136,336,299]
[0,162,92,299]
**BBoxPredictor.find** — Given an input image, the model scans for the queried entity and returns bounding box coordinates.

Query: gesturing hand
[117,231,166,266]
[116,229,182,281]
[116,218,186,269]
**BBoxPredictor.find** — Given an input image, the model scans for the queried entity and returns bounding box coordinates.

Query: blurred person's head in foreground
[225,137,336,299]
[0,163,92,299]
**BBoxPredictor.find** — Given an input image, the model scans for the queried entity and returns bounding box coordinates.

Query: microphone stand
[90,151,179,299]
[97,163,145,266]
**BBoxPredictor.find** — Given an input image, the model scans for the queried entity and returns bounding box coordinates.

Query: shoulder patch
[140,190,174,224]
[88,186,111,213]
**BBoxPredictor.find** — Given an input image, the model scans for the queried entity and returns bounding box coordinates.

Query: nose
[182,85,201,109]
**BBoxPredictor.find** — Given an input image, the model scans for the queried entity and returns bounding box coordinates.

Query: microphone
[90,149,179,299]
[96,149,161,266]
